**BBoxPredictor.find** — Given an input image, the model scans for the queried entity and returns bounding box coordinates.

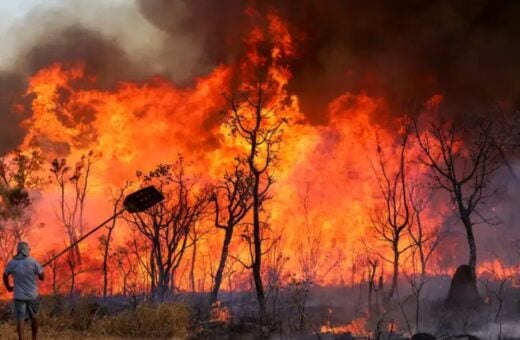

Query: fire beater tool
[42,185,164,267]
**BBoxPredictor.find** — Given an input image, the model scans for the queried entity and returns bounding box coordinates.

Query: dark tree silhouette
[413,114,502,278]
[50,151,94,264]
[127,158,209,301]
[407,184,447,279]
[225,77,286,325]
[210,158,253,304]
[371,119,412,298]
[99,183,129,299]
[403,184,447,332]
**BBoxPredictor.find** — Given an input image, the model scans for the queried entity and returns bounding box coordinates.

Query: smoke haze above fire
[2,0,520,150]
[0,0,204,152]
[138,0,520,122]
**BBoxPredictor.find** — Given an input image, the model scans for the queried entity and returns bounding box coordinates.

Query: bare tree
[413,114,502,278]
[45,250,60,295]
[225,76,286,324]
[210,158,253,303]
[127,229,151,295]
[366,256,381,319]
[407,184,448,279]
[113,245,136,296]
[67,249,77,297]
[401,184,448,332]
[50,151,94,264]
[297,182,322,284]
[188,219,211,294]
[99,183,129,299]
[371,121,413,298]
[127,158,209,301]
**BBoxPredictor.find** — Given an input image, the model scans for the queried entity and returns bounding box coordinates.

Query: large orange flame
[1,12,509,297]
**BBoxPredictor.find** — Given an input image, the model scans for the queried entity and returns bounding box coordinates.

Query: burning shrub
[98,303,190,338]
[210,300,232,323]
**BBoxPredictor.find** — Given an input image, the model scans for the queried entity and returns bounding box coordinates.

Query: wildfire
[320,316,371,337]
[210,301,232,323]
[0,8,514,299]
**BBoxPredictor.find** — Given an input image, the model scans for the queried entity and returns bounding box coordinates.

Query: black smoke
[139,0,520,123]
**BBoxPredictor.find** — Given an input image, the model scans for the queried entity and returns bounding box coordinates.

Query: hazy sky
[0,0,61,29]
[0,1,49,69]
[0,0,49,17]
[0,0,182,75]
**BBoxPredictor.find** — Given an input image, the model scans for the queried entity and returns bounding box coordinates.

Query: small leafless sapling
[371,118,413,299]
[99,182,129,299]
[50,151,94,265]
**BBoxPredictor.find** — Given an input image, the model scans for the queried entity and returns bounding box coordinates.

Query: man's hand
[3,273,13,293]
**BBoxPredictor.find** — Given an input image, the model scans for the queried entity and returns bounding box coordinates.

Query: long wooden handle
[43,208,126,267]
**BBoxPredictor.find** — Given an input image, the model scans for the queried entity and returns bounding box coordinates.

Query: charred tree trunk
[211,226,234,303]
[464,220,477,278]
[252,176,267,325]
[368,266,375,318]
[190,237,197,293]
[389,239,400,298]
[458,205,477,279]
[67,251,76,297]
[102,186,126,299]
[102,232,112,299]
[210,159,253,304]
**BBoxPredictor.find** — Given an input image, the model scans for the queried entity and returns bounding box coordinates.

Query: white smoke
[0,0,204,83]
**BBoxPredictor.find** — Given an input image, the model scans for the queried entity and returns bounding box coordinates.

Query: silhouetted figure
[3,242,45,340]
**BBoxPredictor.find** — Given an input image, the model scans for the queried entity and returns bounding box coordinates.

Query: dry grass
[0,322,122,339]
[0,298,190,339]
[98,303,190,338]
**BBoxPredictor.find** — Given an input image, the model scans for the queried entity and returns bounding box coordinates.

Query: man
[3,242,44,340]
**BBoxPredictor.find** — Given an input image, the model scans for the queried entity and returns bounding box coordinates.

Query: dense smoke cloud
[1,4,519,182]
[2,0,520,149]
[139,0,520,123]
[0,0,202,151]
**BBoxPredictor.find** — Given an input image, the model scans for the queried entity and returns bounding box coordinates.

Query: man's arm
[3,273,13,292]
[35,260,44,281]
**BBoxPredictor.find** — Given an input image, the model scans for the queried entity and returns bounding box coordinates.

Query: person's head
[16,241,30,257]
